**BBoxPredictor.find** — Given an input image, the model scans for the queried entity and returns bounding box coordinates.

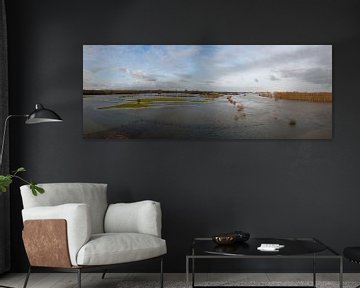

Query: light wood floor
[0,273,359,288]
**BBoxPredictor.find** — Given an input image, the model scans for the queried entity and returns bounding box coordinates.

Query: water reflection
[83,93,332,139]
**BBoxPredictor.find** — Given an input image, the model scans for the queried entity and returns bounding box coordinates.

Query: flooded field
[83,92,332,139]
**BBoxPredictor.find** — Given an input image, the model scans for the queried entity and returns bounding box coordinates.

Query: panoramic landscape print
[83,45,332,139]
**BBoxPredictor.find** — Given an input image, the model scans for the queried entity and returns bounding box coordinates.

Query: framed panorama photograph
[83,45,332,140]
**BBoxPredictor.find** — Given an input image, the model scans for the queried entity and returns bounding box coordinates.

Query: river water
[83,93,332,139]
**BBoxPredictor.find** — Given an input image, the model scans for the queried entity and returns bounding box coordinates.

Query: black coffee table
[186,237,342,288]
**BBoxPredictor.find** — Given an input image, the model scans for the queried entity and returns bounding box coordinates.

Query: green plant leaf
[0,175,13,192]
[30,182,38,196]
[11,167,26,175]
[0,167,44,197]
[30,182,44,196]
[35,185,45,194]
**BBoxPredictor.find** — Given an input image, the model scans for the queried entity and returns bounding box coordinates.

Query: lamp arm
[0,114,28,169]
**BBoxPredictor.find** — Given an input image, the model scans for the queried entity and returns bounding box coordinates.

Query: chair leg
[77,269,81,288]
[101,270,107,279]
[23,266,31,288]
[160,257,164,288]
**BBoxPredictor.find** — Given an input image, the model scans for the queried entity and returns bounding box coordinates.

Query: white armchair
[20,183,166,288]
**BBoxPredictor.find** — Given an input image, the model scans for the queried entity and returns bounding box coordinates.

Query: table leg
[186,257,189,288]
[339,257,343,288]
[313,254,316,287]
[192,257,195,288]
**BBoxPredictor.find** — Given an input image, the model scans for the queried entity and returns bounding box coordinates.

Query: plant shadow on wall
[0,167,44,196]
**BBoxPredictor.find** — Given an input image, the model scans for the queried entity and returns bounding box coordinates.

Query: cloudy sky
[83,45,332,92]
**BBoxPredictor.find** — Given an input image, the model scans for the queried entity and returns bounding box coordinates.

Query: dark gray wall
[5,0,360,273]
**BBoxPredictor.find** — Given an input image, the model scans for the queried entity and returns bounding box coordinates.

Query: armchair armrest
[22,203,91,266]
[104,200,162,237]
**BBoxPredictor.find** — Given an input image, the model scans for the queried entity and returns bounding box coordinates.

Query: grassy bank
[134,97,186,102]
[97,96,210,109]
[99,102,150,109]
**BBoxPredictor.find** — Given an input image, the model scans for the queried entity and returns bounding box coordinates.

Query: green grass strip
[98,102,151,109]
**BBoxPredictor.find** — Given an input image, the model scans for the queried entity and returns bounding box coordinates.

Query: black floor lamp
[0,103,62,288]
[0,103,63,167]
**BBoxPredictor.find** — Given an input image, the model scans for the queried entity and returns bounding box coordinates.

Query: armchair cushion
[76,233,167,266]
[104,201,162,237]
[21,183,108,234]
[22,203,91,266]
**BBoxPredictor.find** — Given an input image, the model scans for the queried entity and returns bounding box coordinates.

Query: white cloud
[83,45,332,92]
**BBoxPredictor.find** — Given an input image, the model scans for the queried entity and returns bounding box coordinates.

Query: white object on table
[257,243,285,251]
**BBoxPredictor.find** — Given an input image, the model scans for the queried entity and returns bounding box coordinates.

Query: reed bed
[259,92,332,103]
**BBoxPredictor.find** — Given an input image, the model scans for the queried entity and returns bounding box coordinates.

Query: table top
[189,237,340,258]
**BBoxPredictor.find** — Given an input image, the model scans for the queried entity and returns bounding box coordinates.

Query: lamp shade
[25,104,63,124]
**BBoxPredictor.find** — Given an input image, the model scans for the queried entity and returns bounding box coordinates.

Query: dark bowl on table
[212,231,250,245]
[212,234,238,245]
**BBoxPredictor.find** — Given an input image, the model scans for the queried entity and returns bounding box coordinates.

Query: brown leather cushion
[23,219,72,268]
